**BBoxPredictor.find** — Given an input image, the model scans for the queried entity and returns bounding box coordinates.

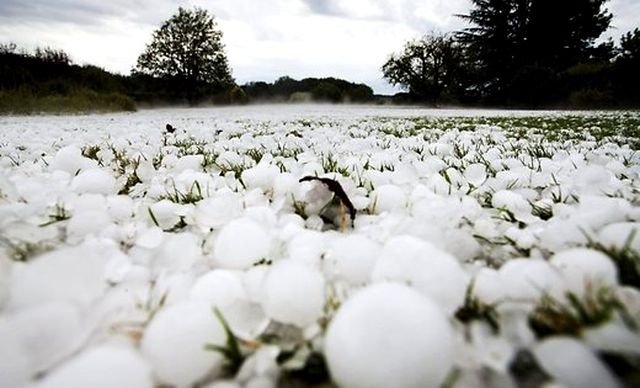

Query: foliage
[243,76,374,103]
[382,34,466,104]
[135,7,234,103]
[457,0,612,104]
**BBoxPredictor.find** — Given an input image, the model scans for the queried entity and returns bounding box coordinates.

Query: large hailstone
[70,168,116,195]
[35,344,153,388]
[194,191,243,230]
[323,234,379,285]
[533,337,619,388]
[212,218,272,269]
[190,269,269,340]
[325,283,454,388]
[550,248,618,295]
[9,243,109,308]
[142,301,226,387]
[372,235,468,315]
[3,301,87,374]
[371,184,407,213]
[260,260,325,327]
[49,145,97,175]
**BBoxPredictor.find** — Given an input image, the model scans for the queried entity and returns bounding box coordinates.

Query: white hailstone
[174,154,204,172]
[245,206,279,230]
[261,260,325,327]
[190,270,269,340]
[0,328,30,388]
[106,195,134,222]
[325,283,453,388]
[464,163,488,186]
[203,381,241,388]
[425,173,450,195]
[4,302,86,374]
[10,244,108,308]
[371,184,407,213]
[217,151,243,167]
[244,265,269,303]
[372,235,468,315]
[153,232,203,273]
[272,172,298,198]
[213,218,272,270]
[583,321,640,354]
[533,337,620,388]
[142,301,226,387]
[135,226,165,249]
[152,272,195,306]
[287,229,330,267]
[148,199,182,230]
[498,259,565,301]
[441,229,481,262]
[0,258,10,308]
[473,268,507,305]
[194,191,243,230]
[241,163,280,192]
[135,158,156,182]
[572,165,617,195]
[550,248,618,295]
[66,209,113,243]
[491,190,532,216]
[35,344,153,388]
[191,269,246,307]
[71,168,116,195]
[323,234,380,285]
[597,222,640,252]
[49,145,97,174]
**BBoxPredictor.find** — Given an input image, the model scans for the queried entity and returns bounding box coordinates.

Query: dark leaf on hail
[299,176,356,222]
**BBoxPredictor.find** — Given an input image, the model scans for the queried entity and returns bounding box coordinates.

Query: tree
[382,34,465,104]
[613,28,640,105]
[135,7,234,101]
[458,0,612,104]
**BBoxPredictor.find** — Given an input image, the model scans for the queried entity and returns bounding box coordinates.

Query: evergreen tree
[458,0,612,104]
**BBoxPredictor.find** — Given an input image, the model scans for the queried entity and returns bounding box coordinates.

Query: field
[1,105,640,388]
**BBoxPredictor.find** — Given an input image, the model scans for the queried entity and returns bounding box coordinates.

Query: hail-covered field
[1,105,640,388]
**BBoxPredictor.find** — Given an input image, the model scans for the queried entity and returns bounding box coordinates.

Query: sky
[0,0,638,95]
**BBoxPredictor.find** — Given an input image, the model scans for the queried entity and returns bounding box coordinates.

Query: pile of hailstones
[1,120,640,388]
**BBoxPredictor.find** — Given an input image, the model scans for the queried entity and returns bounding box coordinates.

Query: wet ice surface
[1,105,639,388]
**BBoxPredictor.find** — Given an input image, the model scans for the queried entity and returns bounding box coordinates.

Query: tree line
[383,0,640,108]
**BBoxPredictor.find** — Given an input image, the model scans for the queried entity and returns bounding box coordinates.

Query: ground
[1,105,639,388]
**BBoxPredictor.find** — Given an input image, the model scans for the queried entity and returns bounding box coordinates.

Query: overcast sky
[1,0,638,94]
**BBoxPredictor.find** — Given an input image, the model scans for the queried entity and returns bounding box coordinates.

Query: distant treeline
[242,77,374,103]
[0,43,376,114]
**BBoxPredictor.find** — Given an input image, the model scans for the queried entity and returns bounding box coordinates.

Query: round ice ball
[35,344,153,388]
[533,337,619,388]
[597,222,640,252]
[10,244,108,308]
[71,168,116,195]
[325,283,453,388]
[49,145,96,175]
[241,163,280,192]
[141,301,226,387]
[464,163,487,186]
[213,218,272,269]
[372,235,468,315]
[261,260,325,327]
[550,248,618,295]
[148,200,182,230]
[371,184,407,213]
[323,234,379,285]
[194,192,243,230]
